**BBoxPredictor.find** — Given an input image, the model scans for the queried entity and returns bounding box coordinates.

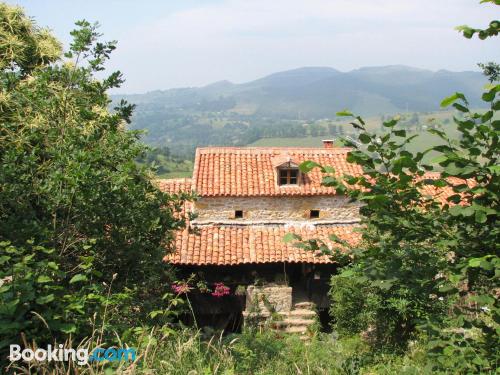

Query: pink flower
[211,282,230,297]
[171,282,191,294]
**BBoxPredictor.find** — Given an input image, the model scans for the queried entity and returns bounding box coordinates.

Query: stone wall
[193,196,361,223]
[245,285,293,313]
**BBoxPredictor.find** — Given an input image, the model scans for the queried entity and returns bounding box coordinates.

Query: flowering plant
[211,282,230,297]
[171,281,192,295]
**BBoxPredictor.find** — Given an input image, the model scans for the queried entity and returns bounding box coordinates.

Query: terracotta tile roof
[157,152,469,266]
[157,178,192,194]
[192,147,363,197]
[164,224,361,265]
[157,178,193,217]
[419,173,471,205]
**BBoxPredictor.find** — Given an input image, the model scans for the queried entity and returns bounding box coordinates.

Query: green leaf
[299,160,321,173]
[468,258,481,267]
[59,323,77,334]
[321,165,335,174]
[451,205,475,217]
[475,210,487,223]
[487,165,500,175]
[0,255,11,265]
[322,175,338,186]
[482,90,496,102]
[69,274,88,284]
[383,119,398,128]
[149,310,164,318]
[283,233,301,243]
[393,130,406,137]
[336,110,353,117]
[479,260,493,271]
[430,155,447,164]
[452,102,469,112]
[438,284,457,293]
[358,133,371,144]
[37,275,52,283]
[469,294,495,306]
[36,294,55,304]
[440,92,465,108]
[444,163,475,176]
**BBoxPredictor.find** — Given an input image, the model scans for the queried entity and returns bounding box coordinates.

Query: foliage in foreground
[295,44,499,375]
[0,3,191,365]
[8,328,435,375]
[291,3,499,373]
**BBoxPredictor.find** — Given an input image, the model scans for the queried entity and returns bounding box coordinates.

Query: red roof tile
[192,147,362,197]
[157,178,192,194]
[164,224,361,265]
[157,178,193,217]
[157,150,469,266]
[419,173,471,205]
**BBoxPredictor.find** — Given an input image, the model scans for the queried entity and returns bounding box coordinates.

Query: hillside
[113,65,487,155]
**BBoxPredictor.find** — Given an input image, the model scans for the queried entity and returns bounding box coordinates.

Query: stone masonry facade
[192,196,361,223]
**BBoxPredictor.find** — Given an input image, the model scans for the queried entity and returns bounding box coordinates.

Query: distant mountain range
[113,65,487,155]
[116,65,487,118]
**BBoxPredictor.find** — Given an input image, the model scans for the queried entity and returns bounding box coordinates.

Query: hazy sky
[10,0,500,93]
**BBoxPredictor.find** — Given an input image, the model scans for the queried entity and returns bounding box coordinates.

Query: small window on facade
[310,210,320,219]
[279,168,299,185]
[235,210,243,219]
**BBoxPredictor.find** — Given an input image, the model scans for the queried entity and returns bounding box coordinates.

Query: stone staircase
[242,285,317,337]
[270,301,317,336]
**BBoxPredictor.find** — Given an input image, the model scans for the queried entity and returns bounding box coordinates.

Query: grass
[158,171,192,179]
[9,328,431,375]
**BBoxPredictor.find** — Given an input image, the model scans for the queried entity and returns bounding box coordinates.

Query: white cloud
[106,0,500,93]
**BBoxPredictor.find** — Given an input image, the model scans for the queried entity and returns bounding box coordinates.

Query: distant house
[159,140,365,332]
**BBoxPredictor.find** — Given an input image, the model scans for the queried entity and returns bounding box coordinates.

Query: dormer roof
[270,154,299,168]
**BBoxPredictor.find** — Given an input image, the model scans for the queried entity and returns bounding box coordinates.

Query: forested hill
[113,65,487,154]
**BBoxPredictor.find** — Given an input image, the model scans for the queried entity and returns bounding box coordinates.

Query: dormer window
[279,167,299,185]
[273,156,300,186]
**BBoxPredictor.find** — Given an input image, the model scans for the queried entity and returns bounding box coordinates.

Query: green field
[159,170,193,179]
[248,110,461,151]
[249,137,343,147]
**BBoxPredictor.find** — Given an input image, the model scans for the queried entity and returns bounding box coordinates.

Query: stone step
[243,303,317,336]
[294,301,314,309]
[284,320,315,327]
[271,318,315,327]
[288,309,316,317]
[245,309,316,318]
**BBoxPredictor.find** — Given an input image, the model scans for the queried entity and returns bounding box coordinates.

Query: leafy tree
[0,3,190,360]
[296,84,498,372]
[456,0,499,39]
[293,2,499,371]
[478,61,500,83]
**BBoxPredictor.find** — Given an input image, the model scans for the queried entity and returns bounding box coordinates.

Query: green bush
[329,270,379,337]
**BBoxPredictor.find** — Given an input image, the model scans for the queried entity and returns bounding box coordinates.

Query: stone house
[158,141,365,332]
[159,143,459,333]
